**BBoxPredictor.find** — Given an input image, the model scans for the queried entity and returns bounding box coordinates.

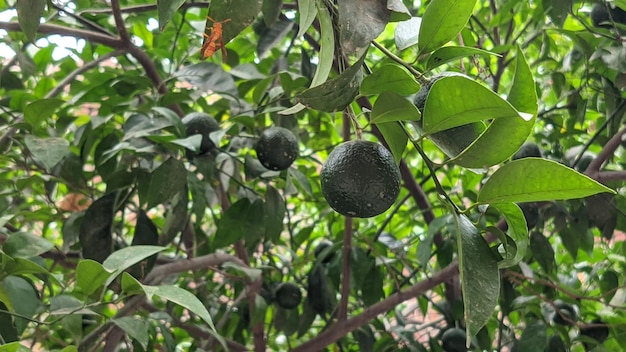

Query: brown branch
[291,261,460,352]
[77,2,211,15]
[110,0,131,43]
[585,125,626,180]
[338,216,353,322]
[0,22,121,47]
[79,252,245,351]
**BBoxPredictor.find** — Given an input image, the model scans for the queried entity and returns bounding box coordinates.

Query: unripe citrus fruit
[182,112,220,156]
[413,72,485,158]
[320,140,401,218]
[441,328,468,352]
[255,127,299,171]
[274,282,302,310]
[314,240,335,264]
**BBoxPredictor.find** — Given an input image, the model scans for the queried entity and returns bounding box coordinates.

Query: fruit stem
[399,122,461,213]
[371,41,429,86]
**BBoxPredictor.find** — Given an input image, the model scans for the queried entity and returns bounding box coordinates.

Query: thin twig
[291,262,460,352]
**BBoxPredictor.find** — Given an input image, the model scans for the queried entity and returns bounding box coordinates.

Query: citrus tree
[1,0,625,351]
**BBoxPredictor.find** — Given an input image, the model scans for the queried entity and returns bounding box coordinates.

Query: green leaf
[16,0,46,42]
[423,75,528,134]
[160,190,189,245]
[222,262,262,282]
[309,3,334,87]
[0,276,40,334]
[130,210,160,277]
[296,0,316,38]
[361,64,421,96]
[0,342,30,352]
[375,122,407,164]
[49,294,92,315]
[338,0,390,54]
[0,256,51,278]
[370,92,421,124]
[507,46,539,115]
[489,203,528,268]
[213,198,265,248]
[477,158,615,204]
[296,52,366,112]
[387,0,412,22]
[418,0,478,53]
[23,98,64,131]
[76,260,111,296]
[517,321,547,351]
[157,0,186,30]
[207,0,263,45]
[426,46,499,70]
[2,232,53,258]
[79,192,116,263]
[121,272,145,295]
[112,317,150,350]
[455,214,499,344]
[530,232,555,274]
[143,284,224,345]
[395,17,421,50]
[138,158,187,209]
[264,186,286,242]
[102,245,167,287]
[24,136,70,171]
[451,47,537,167]
[262,0,283,26]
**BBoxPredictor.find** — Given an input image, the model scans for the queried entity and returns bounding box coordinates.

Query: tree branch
[0,22,121,47]
[585,125,626,180]
[79,252,245,351]
[292,261,460,352]
[110,0,131,43]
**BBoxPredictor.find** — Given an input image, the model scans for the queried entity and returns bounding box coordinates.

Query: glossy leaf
[310,3,334,87]
[76,260,110,296]
[103,245,166,287]
[418,0,478,53]
[422,75,527,134]
[143,285,221,337]
[296,0,316,38]
[296,52,366,112]
[426,46,499,70]
[371,92,421,124]
[451,50,537,168]
[375,122,407,164]
[455,213,499,344]
[360,64,421,96]
[489,203,528,268]
[24,136,70,171]
[477,159,615,204]
[2,232,53,259]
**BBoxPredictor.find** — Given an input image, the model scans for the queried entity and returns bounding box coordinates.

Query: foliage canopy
[1,0,626,351]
